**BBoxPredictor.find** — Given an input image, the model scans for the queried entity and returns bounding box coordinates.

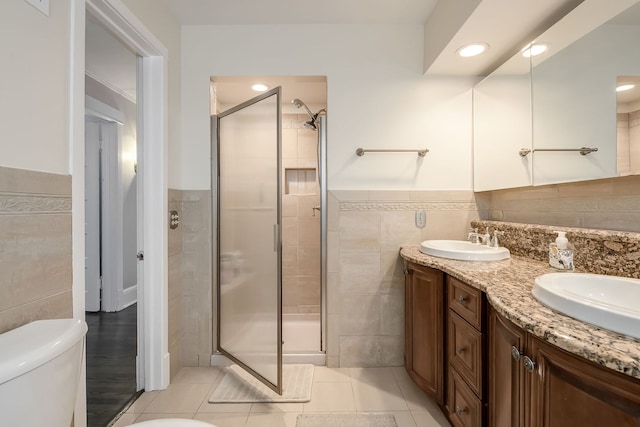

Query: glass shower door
[216,87,282,394]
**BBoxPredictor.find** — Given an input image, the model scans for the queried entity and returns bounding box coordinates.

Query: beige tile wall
[180,190,213,367]
[168,189,184,378]
[0,166,73,333]
[617,112,630,173]
[475,174,640,232]
[630,110,640,173]
[282,114,321,314]
[617,110,640,174]
[326,190,479,368]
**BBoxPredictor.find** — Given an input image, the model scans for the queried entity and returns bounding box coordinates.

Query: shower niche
[285,168,317,195]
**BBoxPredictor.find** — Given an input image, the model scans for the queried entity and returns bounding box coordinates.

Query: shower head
[291,98,315,119]
[292,98,326,132]
[303,120,317,131]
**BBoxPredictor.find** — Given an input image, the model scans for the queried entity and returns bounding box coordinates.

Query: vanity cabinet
[447,277,487,427]
[488,306,527,427]
[404,262,445,404]
[489,306,640,427]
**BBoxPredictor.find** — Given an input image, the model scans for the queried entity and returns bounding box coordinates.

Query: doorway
[84,13,140,425]
[211,77,328,385]
[74,0,170,404]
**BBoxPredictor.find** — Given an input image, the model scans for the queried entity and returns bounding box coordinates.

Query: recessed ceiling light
[522,43,549,57]
[617,84,635,92]
[456,43,488,58]
[252,83,268,92]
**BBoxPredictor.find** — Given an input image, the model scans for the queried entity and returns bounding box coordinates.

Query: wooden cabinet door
[488,307,526,427]
[405,263,444,404]
[528,335,640,427]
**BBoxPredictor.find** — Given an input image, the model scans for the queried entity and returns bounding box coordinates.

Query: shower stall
[211,79,327,392]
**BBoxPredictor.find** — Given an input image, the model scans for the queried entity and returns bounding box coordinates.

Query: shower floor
[212,312,324,367]
[283,313,321,353]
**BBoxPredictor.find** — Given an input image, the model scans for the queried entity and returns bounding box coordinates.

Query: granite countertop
[400,245,640,380]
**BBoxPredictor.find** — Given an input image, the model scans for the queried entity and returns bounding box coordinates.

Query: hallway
[86,304,139,427]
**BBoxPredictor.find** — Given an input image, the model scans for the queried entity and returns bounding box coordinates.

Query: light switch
[415,210,426,228]
[25,0,49,16]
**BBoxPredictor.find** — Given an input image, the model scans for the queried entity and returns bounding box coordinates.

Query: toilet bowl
[127,419,217,426]
[0,318,87,427]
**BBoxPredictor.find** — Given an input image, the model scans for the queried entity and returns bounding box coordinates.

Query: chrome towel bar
[519,147,598,157]
[356,148,429,157]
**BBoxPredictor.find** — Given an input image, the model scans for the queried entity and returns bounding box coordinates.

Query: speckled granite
[471,220,640,279]
[400,246,640,380]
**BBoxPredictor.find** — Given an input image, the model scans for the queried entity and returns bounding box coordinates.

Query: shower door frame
[319,115,328,356]
[214,87,283,394]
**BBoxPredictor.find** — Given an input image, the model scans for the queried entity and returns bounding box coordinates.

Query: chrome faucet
[481,227,491,245]
[468,227,492,245]
[467,227,479,243]
[490,230,505,248]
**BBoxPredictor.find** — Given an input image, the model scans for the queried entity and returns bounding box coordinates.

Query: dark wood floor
[86,304,139,427]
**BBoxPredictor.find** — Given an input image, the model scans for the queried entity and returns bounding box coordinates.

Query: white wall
[122,0,182,189]
[181,25,476,191]
[0,0,71,174]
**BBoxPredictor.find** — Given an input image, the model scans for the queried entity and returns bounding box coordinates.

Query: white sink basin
[532,273,640,340]
[419,240,510,261]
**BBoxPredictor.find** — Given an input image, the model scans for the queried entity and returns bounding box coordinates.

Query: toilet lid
[127,419,216,427]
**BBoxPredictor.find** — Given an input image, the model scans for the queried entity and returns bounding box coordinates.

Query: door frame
[71,0,170,410]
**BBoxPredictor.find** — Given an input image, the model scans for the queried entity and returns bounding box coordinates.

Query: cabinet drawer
[448,276,484,330]
[449,311,483,398]
[448,368,483,427]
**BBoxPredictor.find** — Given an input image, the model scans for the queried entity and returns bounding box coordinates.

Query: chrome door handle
[511,346,521,361]
[273,224,280,252]
[523,355,536,373]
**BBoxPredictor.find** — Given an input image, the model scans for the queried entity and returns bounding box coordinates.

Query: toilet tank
[0,319,88,427]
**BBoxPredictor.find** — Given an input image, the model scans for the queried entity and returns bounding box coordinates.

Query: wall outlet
[25,0,49,16]
[415,210,426,228]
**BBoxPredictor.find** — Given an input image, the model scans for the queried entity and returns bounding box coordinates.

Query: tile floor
[110,366,451,427]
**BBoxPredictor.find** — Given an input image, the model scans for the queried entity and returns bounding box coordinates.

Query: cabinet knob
[455,406,467,415]
[458,295,468,303]
[511,346,521,361]
[523,355,536,373]
[456,346,466,354]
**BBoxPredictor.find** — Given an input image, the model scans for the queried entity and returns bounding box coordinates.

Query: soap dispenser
[549,231,574,271]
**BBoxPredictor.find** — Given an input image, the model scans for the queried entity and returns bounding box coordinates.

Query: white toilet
[0,319,215,427]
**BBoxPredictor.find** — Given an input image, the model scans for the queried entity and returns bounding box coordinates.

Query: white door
[85,117,102,312]
[84,114,125,312]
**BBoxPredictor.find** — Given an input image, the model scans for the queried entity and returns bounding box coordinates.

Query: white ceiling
[424,0,585,76]
[155,0,585,76]
[87,0,640,108]
[157,0,438,25]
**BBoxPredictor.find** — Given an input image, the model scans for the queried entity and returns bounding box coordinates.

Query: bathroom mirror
[617,75,640,174]
[473,46,532,191]
[473,0,640,191]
